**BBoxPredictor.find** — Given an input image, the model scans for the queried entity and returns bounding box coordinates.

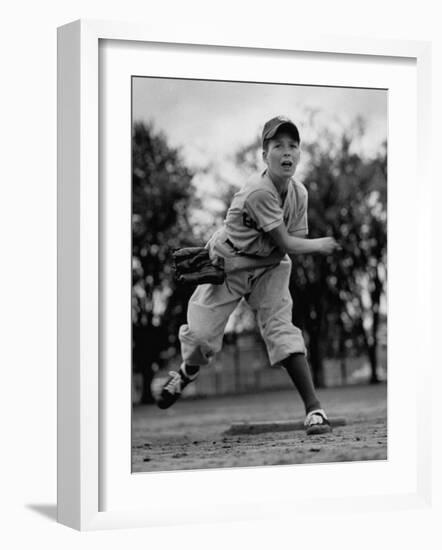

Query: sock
[181,363,200,379]
[281,353,321,414]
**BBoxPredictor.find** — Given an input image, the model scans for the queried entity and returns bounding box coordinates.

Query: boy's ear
[262,149,267,163]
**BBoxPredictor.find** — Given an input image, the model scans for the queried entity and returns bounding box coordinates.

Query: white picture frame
[57,19,432,531]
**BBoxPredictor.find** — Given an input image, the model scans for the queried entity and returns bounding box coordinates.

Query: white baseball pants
[179,251,306,367]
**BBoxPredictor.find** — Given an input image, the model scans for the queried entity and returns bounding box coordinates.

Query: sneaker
[304,409,332,436]
[156,365,198,409]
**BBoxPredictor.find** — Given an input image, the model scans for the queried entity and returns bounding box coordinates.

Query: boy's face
[262,130,300,182]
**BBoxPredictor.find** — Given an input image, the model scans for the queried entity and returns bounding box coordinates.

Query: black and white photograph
[131,76,388,473]
[3,0,439,543]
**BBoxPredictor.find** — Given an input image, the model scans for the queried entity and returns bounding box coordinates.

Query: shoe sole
[156,399,174,410]
[156,392,181,409]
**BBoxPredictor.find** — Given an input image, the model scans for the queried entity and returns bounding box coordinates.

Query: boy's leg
[281,353,331,435]
[248,258,306,365]
[157,279,242,409]
[179,280,242,365]
[280,353,321,414]
[248,259,331,434]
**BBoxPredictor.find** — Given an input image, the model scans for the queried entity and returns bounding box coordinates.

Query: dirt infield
[132,383,387,472]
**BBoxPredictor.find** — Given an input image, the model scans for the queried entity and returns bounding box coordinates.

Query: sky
[132,77,387,226]
[132,77,387,170]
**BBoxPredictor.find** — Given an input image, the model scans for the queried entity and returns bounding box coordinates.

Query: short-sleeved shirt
[222,171,308,257]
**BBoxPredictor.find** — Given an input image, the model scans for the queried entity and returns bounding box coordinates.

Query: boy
[157,116,339,435]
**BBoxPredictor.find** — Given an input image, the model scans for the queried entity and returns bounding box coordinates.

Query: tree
[293,128,387,385]
[132,122,197,403]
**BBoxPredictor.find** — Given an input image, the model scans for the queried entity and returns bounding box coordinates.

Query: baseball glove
[172,247,225,285]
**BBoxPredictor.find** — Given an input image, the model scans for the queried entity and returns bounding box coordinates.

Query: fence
[133,330,387,405]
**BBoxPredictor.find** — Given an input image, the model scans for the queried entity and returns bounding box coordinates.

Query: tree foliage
[132,122,197,402]
[295,131,387,385]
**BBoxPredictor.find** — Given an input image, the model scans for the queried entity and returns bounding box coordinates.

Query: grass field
[132,383,387,472]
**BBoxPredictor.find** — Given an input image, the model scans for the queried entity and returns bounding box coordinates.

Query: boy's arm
[269,223,338,255]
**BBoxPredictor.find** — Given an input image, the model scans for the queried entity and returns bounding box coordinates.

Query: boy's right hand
[316,237,339,255]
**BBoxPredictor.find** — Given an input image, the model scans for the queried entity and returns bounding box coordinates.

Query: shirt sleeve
[288,185,309,237]
[244,189,283,233]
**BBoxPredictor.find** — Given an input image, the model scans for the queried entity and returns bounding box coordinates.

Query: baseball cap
[262,116,300,145]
